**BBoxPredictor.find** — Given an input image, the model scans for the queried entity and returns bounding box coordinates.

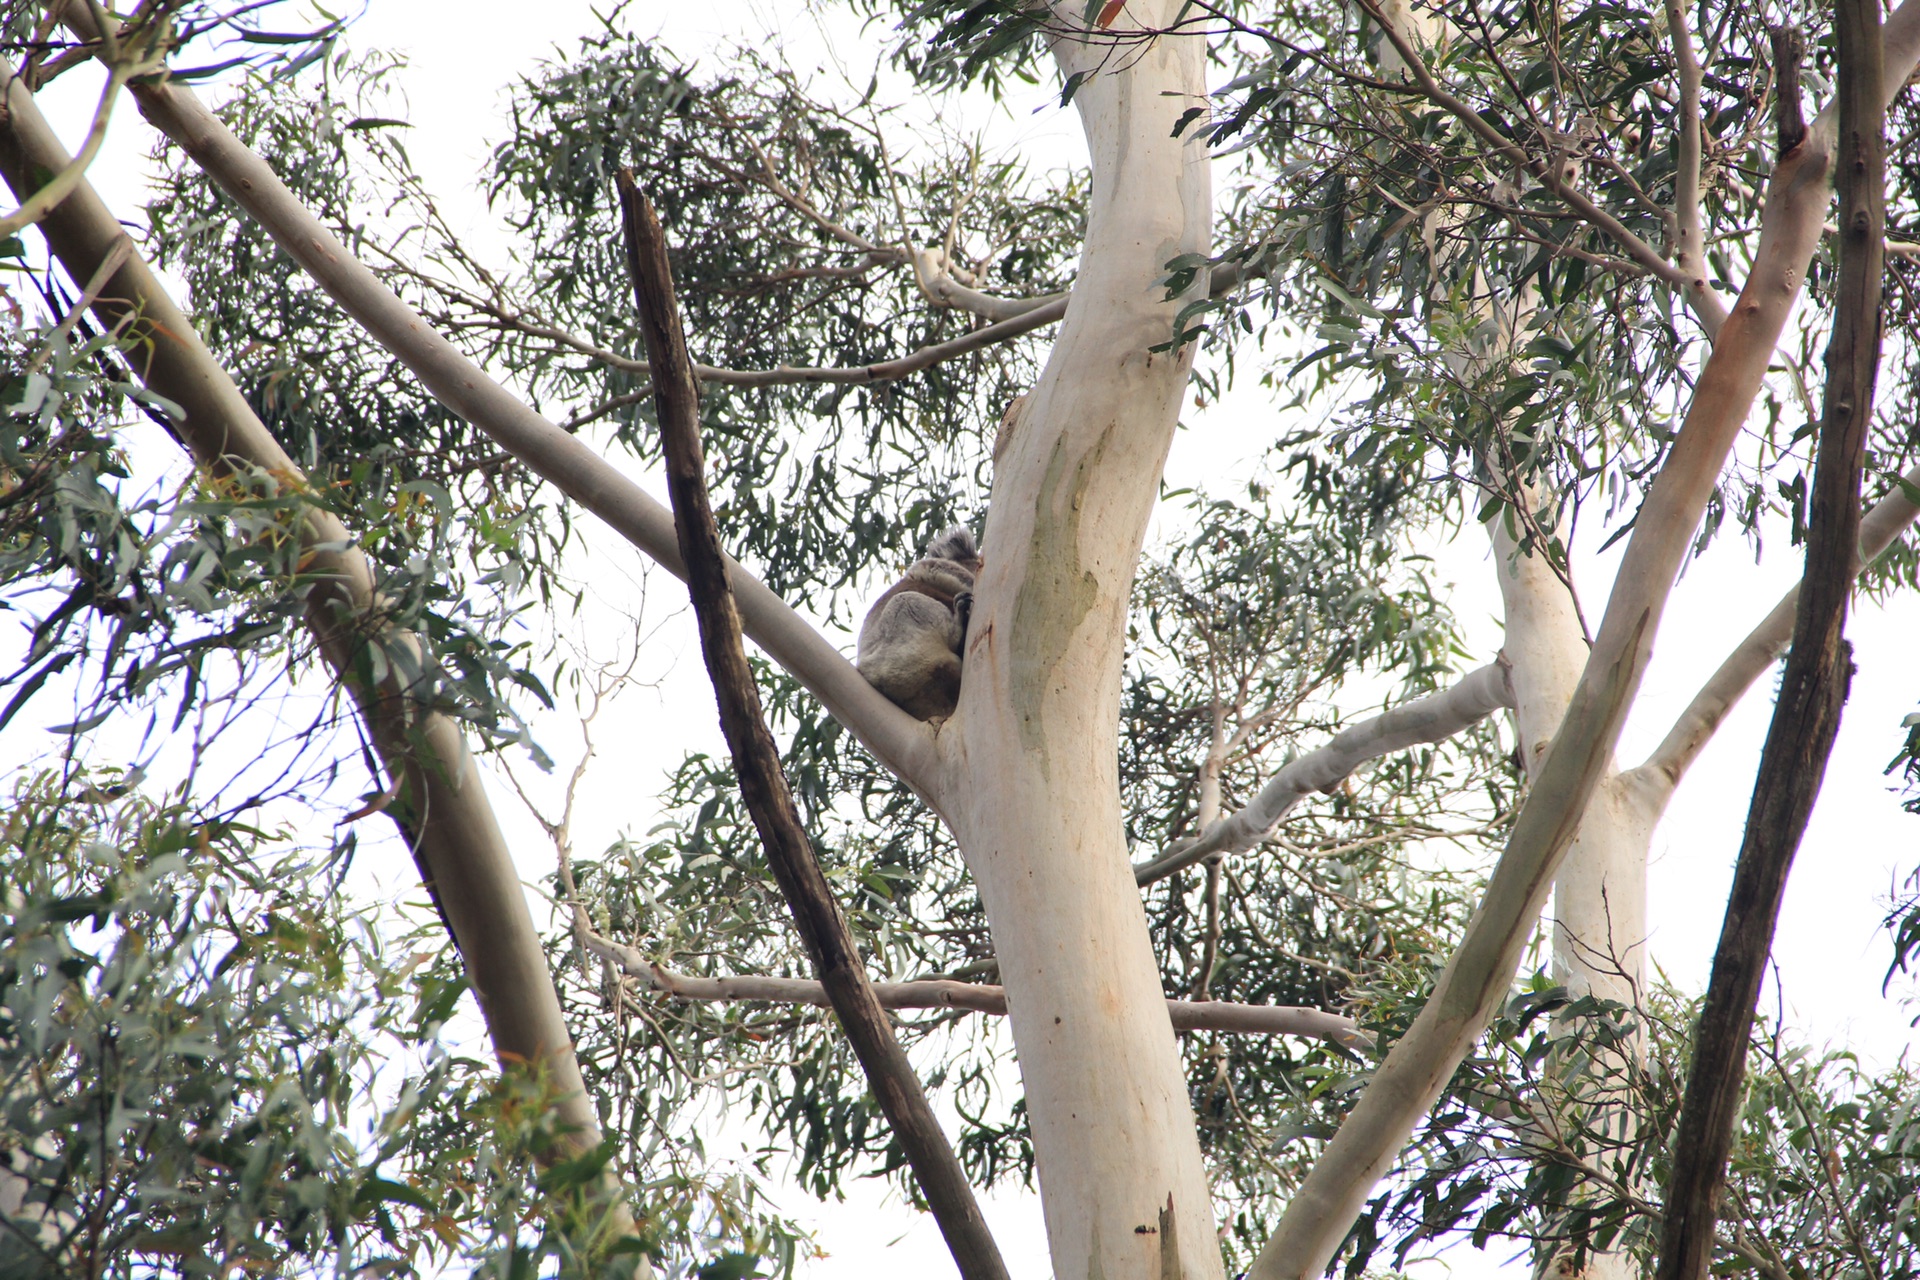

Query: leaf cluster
[1194,0,1920,554]
[472,23,1080,606]
[1333,978,1920,1280]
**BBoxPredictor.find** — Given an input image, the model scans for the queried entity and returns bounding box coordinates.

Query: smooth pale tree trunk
[944,6,1219,1277]
[1492,518,1653,1012]
[1493,517,1650,1280]
[1380,0,1654,1030]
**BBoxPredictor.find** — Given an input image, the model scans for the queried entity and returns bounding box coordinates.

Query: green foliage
[555,656,1028,1197]
[472,22,1078,602]
[0,312,309,742]
[1885,862,1920,1013]
[0,768,451,1275]
[0,766,801,1278]
[143,50,565,756]
[0,297,550,768]
[4,1,345,89]
[1191,0,1920,560]
[1329,979,1920,1280]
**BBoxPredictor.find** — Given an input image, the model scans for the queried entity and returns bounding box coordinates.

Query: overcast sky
[17,2,1920,1275]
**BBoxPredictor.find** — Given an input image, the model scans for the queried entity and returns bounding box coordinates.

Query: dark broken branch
[616,169,1010,1280]
[1655,5,1884,1278]
[1772,25,1808,156]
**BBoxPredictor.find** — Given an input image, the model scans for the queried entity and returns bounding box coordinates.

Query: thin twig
[583,934,1372,1048]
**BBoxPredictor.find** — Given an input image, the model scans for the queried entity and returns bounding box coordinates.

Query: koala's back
[858,590,965,719]
[856,528,981,721]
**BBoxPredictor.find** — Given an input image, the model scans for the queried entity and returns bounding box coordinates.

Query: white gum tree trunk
[1494,519,1650,1280]
[1492,519,1652,1012]
[944,6,1218,1277]
[1384,0,1658,1023]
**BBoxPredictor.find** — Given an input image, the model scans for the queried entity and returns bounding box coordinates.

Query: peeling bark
[1655,3,1885,1274]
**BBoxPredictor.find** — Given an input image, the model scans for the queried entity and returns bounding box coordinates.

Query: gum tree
[2,1,1919,1278]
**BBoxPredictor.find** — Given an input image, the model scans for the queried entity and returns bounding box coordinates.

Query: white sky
[16,1,1920,1276]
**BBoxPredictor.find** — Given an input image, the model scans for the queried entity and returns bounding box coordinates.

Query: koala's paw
[954,590,974,637]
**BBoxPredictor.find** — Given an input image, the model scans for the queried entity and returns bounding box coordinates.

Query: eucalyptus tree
[2,1,1919,1278]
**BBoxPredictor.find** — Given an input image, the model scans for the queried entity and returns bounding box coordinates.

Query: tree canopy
[0,1,1917,1278]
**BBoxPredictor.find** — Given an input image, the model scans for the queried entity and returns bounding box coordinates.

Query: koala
[857,527,983,721]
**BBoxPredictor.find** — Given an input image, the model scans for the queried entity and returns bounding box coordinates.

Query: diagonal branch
[697,294,1067,386]
[85,18,942,806]
[618,171,1008,1280]
[0,59,640,1239]
[1637,462,1920,793]
[1132,662,1513,886]
[1655,3,1885,1274]
[405,263,1070,388]
[0,58,131,237]
[581,933,1370,1048]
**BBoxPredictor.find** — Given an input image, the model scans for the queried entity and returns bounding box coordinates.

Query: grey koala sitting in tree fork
[856,527,982,721]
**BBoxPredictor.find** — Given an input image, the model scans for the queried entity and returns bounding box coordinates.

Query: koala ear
[926,525,980,564]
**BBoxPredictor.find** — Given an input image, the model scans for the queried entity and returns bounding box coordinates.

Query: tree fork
[615,170,1010,1280]
[1655,5,1885,1279]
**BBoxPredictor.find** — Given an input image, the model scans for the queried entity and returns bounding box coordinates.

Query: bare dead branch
[698,294,1067,386]
[1772,26,1808,155]
[581,933,1371,1048]
[618,170,1009,1280]
[1654,3,1884,1275]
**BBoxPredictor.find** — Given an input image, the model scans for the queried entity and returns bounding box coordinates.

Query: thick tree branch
[1655,2,1884,1275]
[87,24,942,806]
[618,172,1008,1280]
[581,933,1369,1047]
[0,57,133,237]
[0,57,636,1234]
[1247,4,1920,1274]
[1132,662,1512,886]
[908,245,1071,322]
[1637,462,1920,792]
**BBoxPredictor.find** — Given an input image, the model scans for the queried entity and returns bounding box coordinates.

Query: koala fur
[857,527,983,721]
